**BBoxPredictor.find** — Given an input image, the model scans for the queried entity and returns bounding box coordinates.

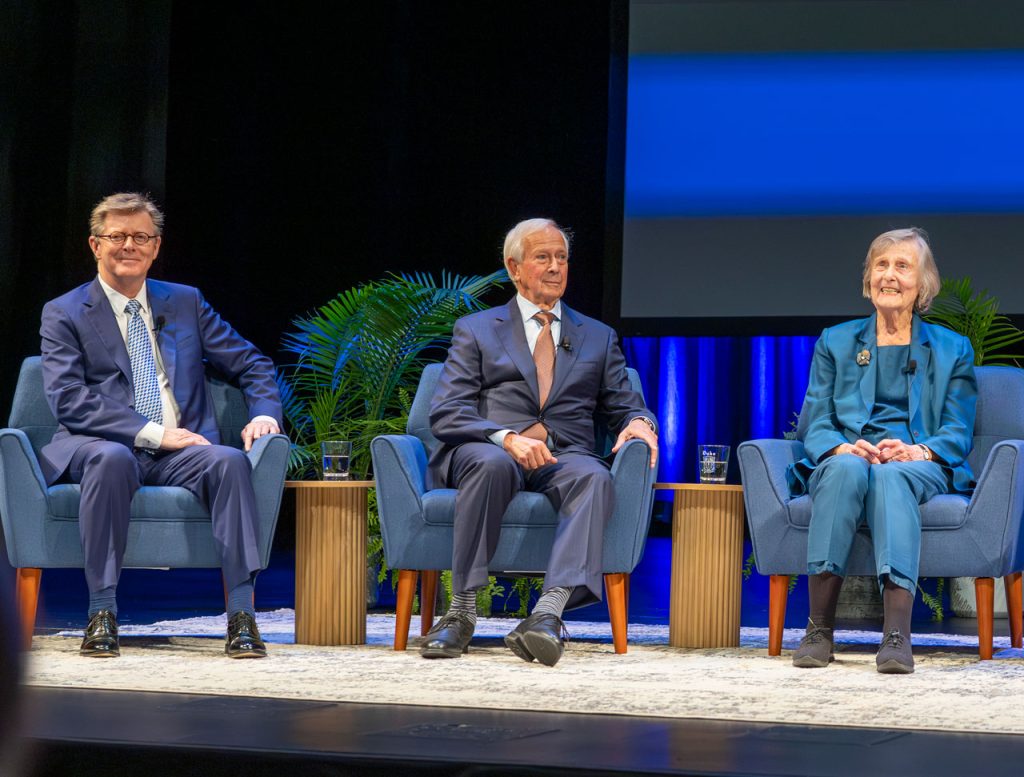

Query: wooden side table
[286,480,373,646]
[656,483,745,648]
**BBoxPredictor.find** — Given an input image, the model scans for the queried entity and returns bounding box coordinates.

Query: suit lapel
[83,278,133,384]
[496,298,541,406]
[147,281,178,393]
[908,315,930,426]
[856,315,877,416]
[548,304,586,403]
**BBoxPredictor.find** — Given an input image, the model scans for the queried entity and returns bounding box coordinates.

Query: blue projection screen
[621,45,1024,325]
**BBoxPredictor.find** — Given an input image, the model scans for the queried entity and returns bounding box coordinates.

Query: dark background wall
[1,0,625,419]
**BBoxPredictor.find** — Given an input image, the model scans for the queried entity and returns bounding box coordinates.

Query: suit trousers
[68,440,263,594]
[446,442,613,605]
[806,454,948,593]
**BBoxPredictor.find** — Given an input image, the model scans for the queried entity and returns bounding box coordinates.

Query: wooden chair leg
[976,577,995,660]
[624,573,631,626]
[1005,572,1023,649]
[16,568,42,651]
[394,570,418,650]
[420,570,439,636]
[604,572,629,654]
[768,575,789,656]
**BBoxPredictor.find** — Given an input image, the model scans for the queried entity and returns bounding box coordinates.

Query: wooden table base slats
[290,481,371,645]
[658,483,745,649]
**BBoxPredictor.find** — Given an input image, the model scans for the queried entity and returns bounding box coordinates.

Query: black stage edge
[17,686,1024,777]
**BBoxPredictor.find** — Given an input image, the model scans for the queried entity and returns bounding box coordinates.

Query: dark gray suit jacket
[428,297,654,488]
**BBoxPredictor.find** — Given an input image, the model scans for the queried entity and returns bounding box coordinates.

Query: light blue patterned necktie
[124,299,163,424]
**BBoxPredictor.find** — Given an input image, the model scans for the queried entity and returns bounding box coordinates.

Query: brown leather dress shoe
[504,613,567,667]
[225,611,267,658]
[81,610,119,657]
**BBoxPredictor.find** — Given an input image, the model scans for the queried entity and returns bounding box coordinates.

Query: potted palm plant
[924,276,1024,618]
[276,270,508,604]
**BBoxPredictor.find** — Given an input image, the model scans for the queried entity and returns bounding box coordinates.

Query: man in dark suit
[424,218,658,666]
[39,192,282,658]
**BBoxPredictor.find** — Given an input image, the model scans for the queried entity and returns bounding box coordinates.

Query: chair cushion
[421,489,557,527]
[47,484,211,521]
[787,493,969,530]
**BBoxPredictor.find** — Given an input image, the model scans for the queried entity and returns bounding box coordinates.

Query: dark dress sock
[88,586,118,617]
[882,578,914,636]
[227,576,256,617]
[807,572,844,629]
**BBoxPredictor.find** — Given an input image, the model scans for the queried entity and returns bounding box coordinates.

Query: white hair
[502,218,570,264]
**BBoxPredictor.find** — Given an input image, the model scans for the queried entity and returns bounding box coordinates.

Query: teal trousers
[806,454,948,593]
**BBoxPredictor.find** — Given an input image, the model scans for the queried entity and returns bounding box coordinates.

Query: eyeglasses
[95,232,160,246]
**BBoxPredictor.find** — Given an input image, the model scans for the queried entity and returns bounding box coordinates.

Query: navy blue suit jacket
[428,297,654,488]
[788,313,977,495]
[38,278,282,485]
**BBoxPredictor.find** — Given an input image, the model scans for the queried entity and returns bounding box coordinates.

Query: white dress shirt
[97,275,180,449]
[487,294,564,447]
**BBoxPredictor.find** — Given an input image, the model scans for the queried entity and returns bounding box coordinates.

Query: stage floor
[17,685,1024,777]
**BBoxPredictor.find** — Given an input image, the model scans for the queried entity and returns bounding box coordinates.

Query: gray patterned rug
[23,610,1024,735]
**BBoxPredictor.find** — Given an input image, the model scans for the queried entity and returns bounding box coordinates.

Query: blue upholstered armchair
[0,357,290,647]
[738,365,1024,660]
[371,364,656,653]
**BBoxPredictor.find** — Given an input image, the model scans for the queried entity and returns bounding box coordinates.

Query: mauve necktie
[521,311,556,442]
[125,299,163,424]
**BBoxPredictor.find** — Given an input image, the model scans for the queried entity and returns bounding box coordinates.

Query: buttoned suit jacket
[788,313,977,495]
[38,277,283,485]
[428,297,654,488]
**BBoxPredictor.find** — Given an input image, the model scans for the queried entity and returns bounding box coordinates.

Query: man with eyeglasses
[422,218,658,666]
[38,192,282,659]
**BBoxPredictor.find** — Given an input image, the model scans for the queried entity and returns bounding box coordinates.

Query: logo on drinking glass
[698,444,730,483]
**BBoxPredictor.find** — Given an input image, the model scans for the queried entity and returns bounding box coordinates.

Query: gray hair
[861,227,941,313]
[89,192,165,236]
[502,218,570,264]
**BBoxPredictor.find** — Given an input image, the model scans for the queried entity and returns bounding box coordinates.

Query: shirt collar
[516,293,562,324]
[97,275,150,316]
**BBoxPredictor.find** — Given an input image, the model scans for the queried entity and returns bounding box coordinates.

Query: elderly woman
[787,228,976,674]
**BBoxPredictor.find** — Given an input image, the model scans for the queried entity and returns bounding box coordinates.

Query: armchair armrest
[0,428,50,567]
[737,439,805,574]
[965,439,1024,573]
[245,432,290,566]
[371,434,430,568]
[737,439,804,509]
[604,438,656,572]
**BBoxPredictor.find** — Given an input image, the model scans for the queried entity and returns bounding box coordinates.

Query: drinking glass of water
[321,440,353,480]
[697,444,730,484]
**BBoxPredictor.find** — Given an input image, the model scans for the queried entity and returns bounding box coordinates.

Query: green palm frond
[277,269,507,479]
[924,277,1024,366]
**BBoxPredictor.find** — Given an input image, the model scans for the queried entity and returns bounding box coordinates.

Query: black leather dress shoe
[80,610,119,657]
[420,611,476,658]
[504,612,567,667]
[225,611,267,658]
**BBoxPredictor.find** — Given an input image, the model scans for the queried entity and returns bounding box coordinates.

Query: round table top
[285,480,375,488]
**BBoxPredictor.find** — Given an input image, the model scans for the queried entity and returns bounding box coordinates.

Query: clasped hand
[835,438,925,464]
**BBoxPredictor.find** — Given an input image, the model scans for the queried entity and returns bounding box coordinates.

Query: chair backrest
[7,356,250,455]
[970,365,1024,474]
[407,362,647,458]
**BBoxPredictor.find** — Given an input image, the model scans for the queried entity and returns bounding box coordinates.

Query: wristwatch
[633,416,656,433]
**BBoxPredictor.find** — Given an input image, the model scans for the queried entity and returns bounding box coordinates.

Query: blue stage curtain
[623,335,817,487]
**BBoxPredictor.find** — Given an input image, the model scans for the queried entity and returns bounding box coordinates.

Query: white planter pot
[950,576,1009,618]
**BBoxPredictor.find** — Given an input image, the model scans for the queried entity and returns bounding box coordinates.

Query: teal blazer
[788,314,977,495]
